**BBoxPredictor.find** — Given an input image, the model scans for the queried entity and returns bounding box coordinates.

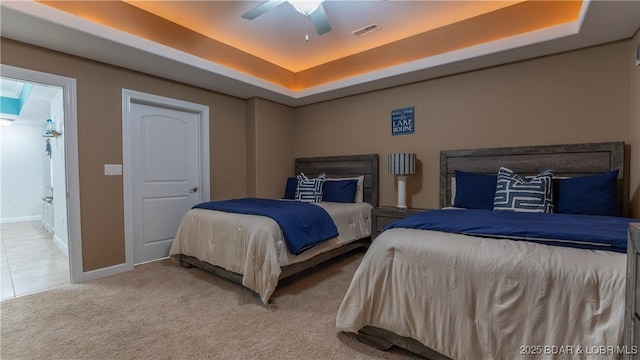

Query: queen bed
[336,142,637,359]
[170,154,379,304]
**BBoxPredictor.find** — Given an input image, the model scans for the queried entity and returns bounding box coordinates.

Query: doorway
[122,89,210,266]
[0,64,82,292]
[0,79,68,299]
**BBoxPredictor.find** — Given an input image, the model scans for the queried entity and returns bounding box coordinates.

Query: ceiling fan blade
[310,4,331,35]
[241,0,286,20]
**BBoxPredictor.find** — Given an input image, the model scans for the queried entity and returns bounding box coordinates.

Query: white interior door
[129,102,203,264]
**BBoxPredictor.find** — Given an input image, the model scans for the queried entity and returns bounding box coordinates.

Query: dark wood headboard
[440,142,626,215]
[295,154,379,207]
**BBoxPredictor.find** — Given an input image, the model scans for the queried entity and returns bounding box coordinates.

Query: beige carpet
[1,250,416,360]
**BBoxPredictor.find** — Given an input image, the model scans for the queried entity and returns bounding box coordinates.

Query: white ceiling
[1,78,24,98]
[0,79,61,126]
[1,1,640,107]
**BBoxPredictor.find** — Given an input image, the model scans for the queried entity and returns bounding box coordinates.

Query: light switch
[104,164,123,176]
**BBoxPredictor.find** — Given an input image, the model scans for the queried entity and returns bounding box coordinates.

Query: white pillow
[450,177,456,205]
[327,175,364,203]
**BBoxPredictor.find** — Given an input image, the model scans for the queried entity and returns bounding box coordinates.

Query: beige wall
[294,40,633,210]
[1,39,248,271]
[630,29,640,218]
[246,98,295,198]
[2,32,638,273]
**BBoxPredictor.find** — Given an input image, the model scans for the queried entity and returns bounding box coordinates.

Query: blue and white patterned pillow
[295,172,326,203]
[493,167,554,213]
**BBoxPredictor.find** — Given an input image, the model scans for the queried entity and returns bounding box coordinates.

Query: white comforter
[336,228,626,360]
[169,201,372,303]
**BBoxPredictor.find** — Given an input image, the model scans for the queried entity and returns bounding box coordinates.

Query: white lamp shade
[388,153,416,175]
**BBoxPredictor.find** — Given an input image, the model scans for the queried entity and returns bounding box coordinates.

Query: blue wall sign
[391,106,415,136]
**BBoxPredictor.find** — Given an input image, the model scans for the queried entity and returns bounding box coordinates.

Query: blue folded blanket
[193,198,338,255]
[384,209,638,252]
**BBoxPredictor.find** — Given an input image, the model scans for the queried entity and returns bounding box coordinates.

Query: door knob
[189,186,198,193]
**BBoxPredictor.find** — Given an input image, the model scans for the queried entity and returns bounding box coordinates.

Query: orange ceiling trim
[38,0,581,92]
[38,0,297,88]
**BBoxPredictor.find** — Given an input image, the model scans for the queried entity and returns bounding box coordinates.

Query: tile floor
[1,221,69,301]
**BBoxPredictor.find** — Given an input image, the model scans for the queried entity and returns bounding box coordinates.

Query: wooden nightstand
[371,206,429,240]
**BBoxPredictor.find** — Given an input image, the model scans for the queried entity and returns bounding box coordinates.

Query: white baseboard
[1,215,42,224]
[134,256,170,266]
[81,262,134,282]
[53,235,68,255]
[79,258,168,283]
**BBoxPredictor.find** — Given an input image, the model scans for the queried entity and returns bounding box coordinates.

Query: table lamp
[388,153,416,209]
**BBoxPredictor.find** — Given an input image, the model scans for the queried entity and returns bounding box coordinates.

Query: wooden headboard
[295,154,379,207]
[440,142,626,215]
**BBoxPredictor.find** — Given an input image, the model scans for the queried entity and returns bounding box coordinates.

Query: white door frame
[122,89,210,268]
[0,64,83,284]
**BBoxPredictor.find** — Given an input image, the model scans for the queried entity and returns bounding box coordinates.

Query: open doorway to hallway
[0,77,70,300]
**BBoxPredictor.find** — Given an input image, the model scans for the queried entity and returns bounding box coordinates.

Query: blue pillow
[322,179,358,203]
[553,170,619,216]
[494,167,554,213]
[453,171,497,210]
[283,177,297,200]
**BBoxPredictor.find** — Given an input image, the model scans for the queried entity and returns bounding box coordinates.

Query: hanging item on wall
[45,138,52,158]
[43,118,61,137]
[391,106,415,136]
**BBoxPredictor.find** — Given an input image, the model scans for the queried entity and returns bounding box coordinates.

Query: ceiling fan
[241,0,332,36]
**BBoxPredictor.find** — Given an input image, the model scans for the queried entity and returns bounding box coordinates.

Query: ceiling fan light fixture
[287,0,324,16]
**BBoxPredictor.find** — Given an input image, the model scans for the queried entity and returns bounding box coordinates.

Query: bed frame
[440,142,627,215]
[179,154,379,298]
[358,142,627,359]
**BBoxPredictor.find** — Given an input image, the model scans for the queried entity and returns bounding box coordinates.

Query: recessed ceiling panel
[123,0,523,72]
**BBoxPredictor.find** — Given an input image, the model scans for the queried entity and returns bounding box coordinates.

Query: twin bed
[169,142,635,359]
[337,142,634,359]
[169,154,379,303]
